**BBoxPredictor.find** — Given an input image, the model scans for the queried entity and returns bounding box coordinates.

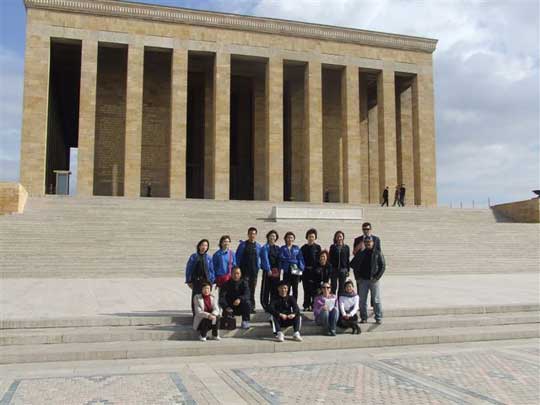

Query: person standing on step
[353,222,382,255]
[381,186,389,207]
[399,184,406,206]
[269,282,303,342]
[260,230,281,311]
[236,227,262,314]
[186,239,215,315]
[313,282,339,336]
[193,282,221,341]
[312,250,332,298]
[219,267,251,329]
[300,228,321,311]
[392,185,401,206]
[280,231,305,302]
[338,280,361,334]
[213,235,236,290]
[350,236,385,324]
[329,230,350,295]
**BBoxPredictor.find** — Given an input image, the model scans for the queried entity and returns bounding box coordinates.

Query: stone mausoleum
[20,0,437,205]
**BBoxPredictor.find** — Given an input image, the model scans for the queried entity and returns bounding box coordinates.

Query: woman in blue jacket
[260,230,281,311]
[279,231,305,301]
[212,235,236,288]
[185,239,215,314]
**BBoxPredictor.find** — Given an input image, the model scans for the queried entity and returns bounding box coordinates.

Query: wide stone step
[0,323,537,364]
[1,311,538,346]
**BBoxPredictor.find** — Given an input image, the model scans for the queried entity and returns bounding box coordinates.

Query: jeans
[357,279,382,321]
[315,307,338,332]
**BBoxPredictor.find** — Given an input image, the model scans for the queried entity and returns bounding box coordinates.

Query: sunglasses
[362,228,371,231]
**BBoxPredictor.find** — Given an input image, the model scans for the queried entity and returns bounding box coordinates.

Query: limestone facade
[19,0,438,205]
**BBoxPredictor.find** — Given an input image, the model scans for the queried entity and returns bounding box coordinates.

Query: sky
[0,0,538,206]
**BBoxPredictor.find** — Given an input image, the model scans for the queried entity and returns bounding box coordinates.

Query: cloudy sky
[0,0,538,206]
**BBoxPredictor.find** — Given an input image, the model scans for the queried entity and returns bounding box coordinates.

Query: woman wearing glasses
[313,282,339,336]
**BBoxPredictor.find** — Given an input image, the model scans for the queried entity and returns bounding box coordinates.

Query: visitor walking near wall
[260,230,281,311]
[329,231,350,295]
[279,232,305,302]
[300,228,321,311]
[381,186,389,206]
[185,239,215,315]
[236,227,262,313]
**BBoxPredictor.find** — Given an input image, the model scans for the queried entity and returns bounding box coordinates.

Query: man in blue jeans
[350,237,385,324]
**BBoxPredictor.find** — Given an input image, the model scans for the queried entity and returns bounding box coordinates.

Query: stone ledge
[491,198,540,223]
[270,205,363,221]
[0,183,28,215]
[25,0,437,53]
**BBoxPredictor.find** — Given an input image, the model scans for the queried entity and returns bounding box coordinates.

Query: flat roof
[25,0,438,53]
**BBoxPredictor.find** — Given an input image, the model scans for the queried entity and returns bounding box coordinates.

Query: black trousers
[284,272,301,301]
[337,314,359,329]
[226,300,251,321]
[270,315,301,333]
[302,276,316,309]
[381,198,389,207]
[198,317,219,337]
[260,273,280,311]
[330,270,348,295]
[244,274,258,311]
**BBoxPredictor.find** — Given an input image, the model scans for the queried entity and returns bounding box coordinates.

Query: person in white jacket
[193,282,221,341]
[338,280,360,334]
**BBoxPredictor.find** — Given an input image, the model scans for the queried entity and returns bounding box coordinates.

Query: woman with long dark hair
[329,230,350,295]
[185,239,215,314]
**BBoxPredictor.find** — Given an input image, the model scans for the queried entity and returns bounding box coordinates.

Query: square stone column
[377,68,398,195]
[19,34,50,196]
[169,47,188,199]
[342,65,361,203]
[412,73,437,206]
[359,74,370,204]
[213,51,230,200]
[77,39,98,197]
[253,75,266,200]
[266,56,284,201]
[305,60,323,203]
[399,84,416,205]
[124,44,144,197]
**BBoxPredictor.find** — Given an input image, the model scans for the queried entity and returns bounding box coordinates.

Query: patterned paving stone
[0,373,196,405]
[381,347,540,405]
[230,362,459,404]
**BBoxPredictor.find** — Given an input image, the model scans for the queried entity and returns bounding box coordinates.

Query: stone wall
[492,199,540,223]
[0,183,28,214]
[93,46,127,196]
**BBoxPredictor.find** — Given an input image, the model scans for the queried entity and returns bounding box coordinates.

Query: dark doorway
[230,75,254,200]
[45,40,81,194]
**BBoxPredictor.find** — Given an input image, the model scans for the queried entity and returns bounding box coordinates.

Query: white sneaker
[209,335,221,341]
[241,321,250,329]
[292,331,303,342]
[198,335,207,342]
[276,331,285,342]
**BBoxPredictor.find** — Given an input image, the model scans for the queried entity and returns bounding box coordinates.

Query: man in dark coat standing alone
[381,186,389,207]
[399,184,406,206]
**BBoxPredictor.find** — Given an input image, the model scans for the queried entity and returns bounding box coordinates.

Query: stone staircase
[0,304,538,364]
[1,196,539,277]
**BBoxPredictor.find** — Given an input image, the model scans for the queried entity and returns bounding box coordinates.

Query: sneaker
[198,335,207,342]
[241,321,250,329]
[360,319,367,324]
[209,335,221,341]
[292,331,303,342]
[276,331,285,342]
[329,330,336,336]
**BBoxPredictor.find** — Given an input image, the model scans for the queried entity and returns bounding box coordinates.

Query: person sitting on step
[268,282,303,342]
[337,280,361,334]
[218,267,251,329]
[193,282,221,341]
[313,282,339,336]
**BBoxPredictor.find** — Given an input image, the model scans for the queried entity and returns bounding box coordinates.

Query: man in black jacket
[350,237,385,324]
[219,267,251,329]
[268,282,303,342]
[353,222,382,254]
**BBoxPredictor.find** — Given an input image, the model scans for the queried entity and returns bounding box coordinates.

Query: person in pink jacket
[313,282,339,336]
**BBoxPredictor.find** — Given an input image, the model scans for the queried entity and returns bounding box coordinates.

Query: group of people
[185,223,386,342]
[381,184,406,207]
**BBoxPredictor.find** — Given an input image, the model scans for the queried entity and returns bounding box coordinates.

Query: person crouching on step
[269,282,303,342]
[193,282,221,341]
